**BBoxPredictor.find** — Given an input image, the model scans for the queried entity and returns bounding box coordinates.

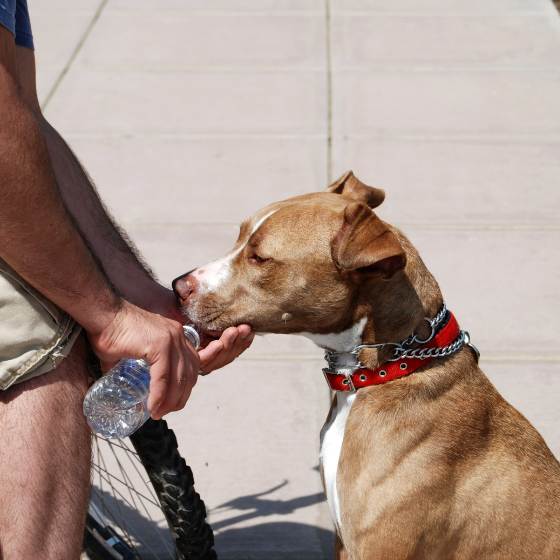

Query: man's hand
[137,284,255,374]
[88,300,199,420]
[199,325,255,374]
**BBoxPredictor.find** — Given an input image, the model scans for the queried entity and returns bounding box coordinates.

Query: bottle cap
[183,325,201,350]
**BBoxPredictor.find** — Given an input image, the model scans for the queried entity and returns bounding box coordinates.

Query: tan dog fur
[176,172,560,559]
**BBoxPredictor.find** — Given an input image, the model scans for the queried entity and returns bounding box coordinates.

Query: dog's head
[174,172,408,339]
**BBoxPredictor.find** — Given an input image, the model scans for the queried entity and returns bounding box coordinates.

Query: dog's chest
[320,392,356,532]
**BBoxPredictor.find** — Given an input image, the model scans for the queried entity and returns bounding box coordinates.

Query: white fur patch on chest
[298,318,367,532]
[320,392,356,532]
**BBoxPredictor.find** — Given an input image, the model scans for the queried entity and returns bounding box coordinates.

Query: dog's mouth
[179,300,251,346]
[182,318,223,347]
[198,327,224,347]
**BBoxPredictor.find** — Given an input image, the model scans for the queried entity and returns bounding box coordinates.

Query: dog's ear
[327,171,385,209]
[332,203,406,278]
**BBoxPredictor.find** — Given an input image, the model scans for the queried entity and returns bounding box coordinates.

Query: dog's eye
[248,252,270,265]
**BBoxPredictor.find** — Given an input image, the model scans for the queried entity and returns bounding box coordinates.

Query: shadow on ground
[212,479,333,559]
[215,521,333,560]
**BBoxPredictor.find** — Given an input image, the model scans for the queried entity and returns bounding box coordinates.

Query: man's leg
[0,337,91,559]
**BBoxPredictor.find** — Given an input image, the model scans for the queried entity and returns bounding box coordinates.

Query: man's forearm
[0,70,120,334]
[38,118,160,306]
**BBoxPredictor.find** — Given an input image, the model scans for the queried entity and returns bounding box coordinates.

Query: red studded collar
[322,306,477,392]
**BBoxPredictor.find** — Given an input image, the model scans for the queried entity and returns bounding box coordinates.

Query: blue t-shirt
[0,0,34,49]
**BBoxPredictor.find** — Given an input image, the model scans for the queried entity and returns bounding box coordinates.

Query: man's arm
[0,29,198,418]
[0,66,119,334]
[38,118,175,310]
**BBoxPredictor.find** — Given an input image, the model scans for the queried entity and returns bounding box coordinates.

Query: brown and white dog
[174,172,560,559]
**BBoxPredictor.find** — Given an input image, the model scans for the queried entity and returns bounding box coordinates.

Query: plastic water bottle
[83,325,200,439]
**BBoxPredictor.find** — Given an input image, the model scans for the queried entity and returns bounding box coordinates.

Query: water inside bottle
[83,359,150,438]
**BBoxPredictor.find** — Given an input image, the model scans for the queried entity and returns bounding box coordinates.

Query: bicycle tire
[130,419,217,560]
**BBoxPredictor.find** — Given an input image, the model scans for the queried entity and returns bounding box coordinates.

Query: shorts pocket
[0,260,77,389]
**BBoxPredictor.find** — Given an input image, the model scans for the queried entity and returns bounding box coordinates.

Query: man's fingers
[147,358,170,419]
[238,332,255,351]
[237,324,252,339]
[156,337,198,416]
[162,348,184,414]
[220,327,239,351]
[198,330,255,373]
[198,339,224,364]
[175,369,195,411]
[170,341,198,412]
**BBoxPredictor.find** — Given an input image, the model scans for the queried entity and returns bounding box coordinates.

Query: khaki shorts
[0,259,82,390]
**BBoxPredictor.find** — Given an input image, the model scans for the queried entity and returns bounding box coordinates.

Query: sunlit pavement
[36,1,560,557]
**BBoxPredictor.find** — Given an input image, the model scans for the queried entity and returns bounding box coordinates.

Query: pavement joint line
[74,65,328,73]
[50,65,560,74]
[325,0,333,184]
[41,0,109,111]
[98,9,552,17]
[122,221,560,232]
[62,131,560,143]
[105,9,326,16]
[335,133,560,143]
[330,10,551,17]
[64,132,329,139]
[331,66,560,73]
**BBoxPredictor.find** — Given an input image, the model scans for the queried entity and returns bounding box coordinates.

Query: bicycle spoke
[104,439,174,557]
[92,437,137,549]
[107,441,147,516]
[91,463,161,509]
[101,439,140,457]
[118,439,159,502]
[91,471,163,560]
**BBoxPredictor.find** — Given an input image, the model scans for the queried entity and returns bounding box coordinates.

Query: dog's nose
[172,270,198,301]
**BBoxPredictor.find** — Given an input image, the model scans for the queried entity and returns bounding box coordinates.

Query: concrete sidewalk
[34,0,560,558]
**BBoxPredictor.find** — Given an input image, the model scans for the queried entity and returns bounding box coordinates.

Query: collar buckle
[322,368,356,392]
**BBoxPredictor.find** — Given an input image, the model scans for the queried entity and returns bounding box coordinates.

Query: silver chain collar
[325,303,478,372]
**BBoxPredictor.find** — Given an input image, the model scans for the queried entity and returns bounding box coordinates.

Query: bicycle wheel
[84,418,217,560]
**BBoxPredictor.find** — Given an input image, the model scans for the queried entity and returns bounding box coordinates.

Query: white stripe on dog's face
[194,209,277,293]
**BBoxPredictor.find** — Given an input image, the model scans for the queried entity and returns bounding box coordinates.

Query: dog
[174,171,560,559]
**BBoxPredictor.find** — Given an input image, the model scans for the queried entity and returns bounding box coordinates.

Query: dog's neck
[303,234,444,371]
[301,318,367,373]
